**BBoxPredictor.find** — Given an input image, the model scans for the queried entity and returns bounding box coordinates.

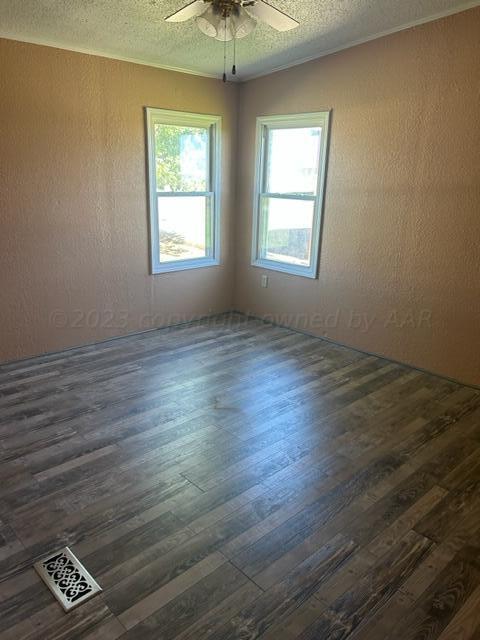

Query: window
[146,108,221,274]
[251,112,330,278]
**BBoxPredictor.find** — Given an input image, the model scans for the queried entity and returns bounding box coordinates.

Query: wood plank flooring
[1,313,480,639]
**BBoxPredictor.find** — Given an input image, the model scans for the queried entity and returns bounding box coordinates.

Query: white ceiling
[0,0,478,80]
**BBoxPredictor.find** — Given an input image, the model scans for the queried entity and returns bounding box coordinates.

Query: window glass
[261,197,314,267]
[266,127,321,195]
[154,124,209,192]
[158,195,209,262]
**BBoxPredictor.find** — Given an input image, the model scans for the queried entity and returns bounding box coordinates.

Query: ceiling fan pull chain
[232,32,237,75]
[223,17,227,82]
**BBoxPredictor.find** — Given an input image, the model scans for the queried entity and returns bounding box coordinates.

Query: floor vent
[34,547,102,612]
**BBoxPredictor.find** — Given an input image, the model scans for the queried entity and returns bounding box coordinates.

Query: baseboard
[0,310,238,368]
[231,310,480,392]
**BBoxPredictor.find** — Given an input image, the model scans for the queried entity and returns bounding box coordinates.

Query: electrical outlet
[261,275,269,288]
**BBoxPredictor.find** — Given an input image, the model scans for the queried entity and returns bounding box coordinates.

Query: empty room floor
[1,313,480,639]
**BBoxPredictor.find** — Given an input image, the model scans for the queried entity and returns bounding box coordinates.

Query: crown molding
[0,33,223,80]
[240,0,480,81]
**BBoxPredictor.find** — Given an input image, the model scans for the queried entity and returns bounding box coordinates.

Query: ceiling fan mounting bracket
[204,0,257,19]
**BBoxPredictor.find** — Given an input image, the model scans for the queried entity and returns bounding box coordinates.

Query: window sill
[251,258,318,279]
[151,257,220,275]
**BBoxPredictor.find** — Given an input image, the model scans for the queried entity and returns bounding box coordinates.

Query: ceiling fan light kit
[196,3,256,41]
[165,0,298,81]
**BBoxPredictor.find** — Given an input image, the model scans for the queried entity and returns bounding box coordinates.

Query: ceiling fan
[165,0,299,81]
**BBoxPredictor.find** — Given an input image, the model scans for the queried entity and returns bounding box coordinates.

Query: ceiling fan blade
[165,0,206,22]
[245,0,299,31]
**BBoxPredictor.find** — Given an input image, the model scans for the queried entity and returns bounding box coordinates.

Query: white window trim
[145,108,222,275]
[251,111,331,279]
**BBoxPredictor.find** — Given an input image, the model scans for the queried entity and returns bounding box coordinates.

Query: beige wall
[234,8,480,387]
[0,39,238,362]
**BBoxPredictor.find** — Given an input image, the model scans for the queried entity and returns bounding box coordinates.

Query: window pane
[266,127,321,195]
[261,197,314,267]
[154,124,209,192]
[158,195,210,263]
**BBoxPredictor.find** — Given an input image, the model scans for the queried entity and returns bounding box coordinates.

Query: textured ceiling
[0,0,478,79]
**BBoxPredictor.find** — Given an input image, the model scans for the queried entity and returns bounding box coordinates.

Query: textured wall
[0,39,238,361]
[234,8,480,386]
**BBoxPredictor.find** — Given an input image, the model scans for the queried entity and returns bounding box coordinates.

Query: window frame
[145,108,222,275]
[251,111,331,279]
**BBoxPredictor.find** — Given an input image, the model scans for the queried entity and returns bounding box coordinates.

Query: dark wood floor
[1,313,480,640]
